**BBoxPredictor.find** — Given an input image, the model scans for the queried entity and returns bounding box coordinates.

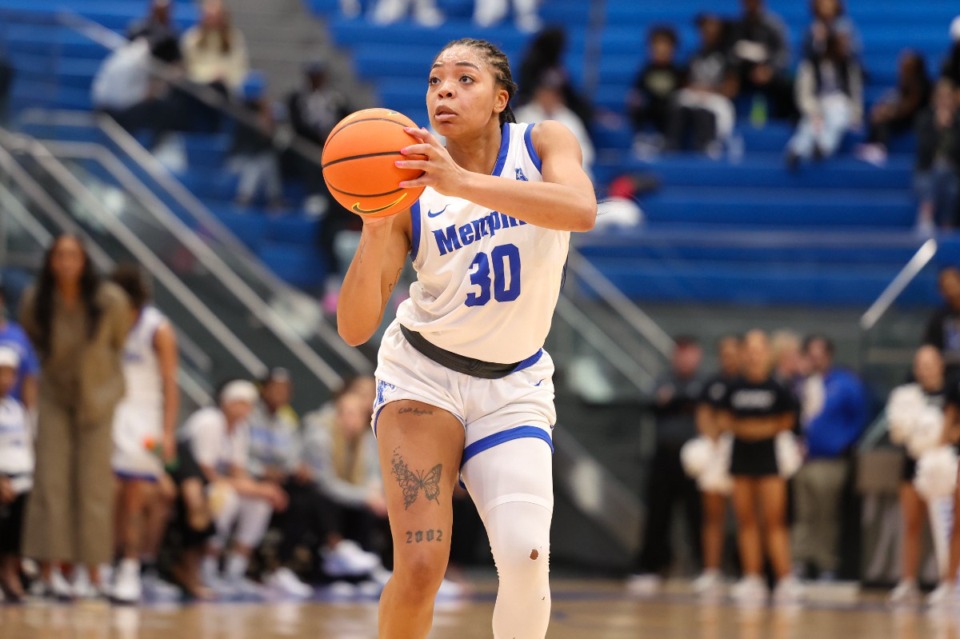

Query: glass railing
[0,145,212,414]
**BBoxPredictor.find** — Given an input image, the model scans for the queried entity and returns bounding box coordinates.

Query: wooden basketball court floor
[2,578,958,639]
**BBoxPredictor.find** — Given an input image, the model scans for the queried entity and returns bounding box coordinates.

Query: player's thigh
[376,400,464,559]
[757,476,787,526]
[731,478,758,525]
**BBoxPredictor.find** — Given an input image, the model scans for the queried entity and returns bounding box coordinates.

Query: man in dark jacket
[728,0,794,120]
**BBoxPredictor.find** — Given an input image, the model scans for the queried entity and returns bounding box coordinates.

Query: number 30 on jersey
[464,243,521,307]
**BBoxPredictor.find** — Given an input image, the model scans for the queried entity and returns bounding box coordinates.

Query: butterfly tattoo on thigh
[391,449,442,509]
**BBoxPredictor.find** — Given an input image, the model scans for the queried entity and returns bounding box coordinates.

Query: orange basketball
[321,108,426,219]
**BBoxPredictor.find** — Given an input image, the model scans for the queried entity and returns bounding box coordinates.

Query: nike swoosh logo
[426,205,449,218]
[352,193,408,215]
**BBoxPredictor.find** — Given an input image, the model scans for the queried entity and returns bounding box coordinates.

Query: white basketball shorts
[112,400,164,481]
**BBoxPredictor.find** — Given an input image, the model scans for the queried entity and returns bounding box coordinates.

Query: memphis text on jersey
[432,210,527,257]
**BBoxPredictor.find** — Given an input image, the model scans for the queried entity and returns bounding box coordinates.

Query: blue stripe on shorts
[461,425,554,467]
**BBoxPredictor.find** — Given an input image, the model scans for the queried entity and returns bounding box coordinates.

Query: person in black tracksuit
[633,336,704,582]
[720,330,800,602]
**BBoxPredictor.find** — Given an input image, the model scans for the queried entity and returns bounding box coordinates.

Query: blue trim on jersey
[492,124,511,177]
[523,123,543,173]
[410,200,421,262]
[372,404,387,437]
[461,425,554,467]
[513,349,543,373]
[115,470,159,483]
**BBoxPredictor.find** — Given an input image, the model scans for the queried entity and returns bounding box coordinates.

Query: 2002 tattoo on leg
[391,448,442,510]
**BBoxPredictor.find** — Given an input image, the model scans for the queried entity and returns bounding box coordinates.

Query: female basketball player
[718,330,802,604]
[337,38,596,639]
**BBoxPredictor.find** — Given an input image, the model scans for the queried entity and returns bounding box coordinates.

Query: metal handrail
[0,146,213,408]
[0,128,267,378]
[31,137,350,389]
[860,238,938,332]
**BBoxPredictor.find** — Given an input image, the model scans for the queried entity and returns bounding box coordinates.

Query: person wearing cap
[942,16,960,88]
[0,346,31,602]
[180,379,287,598]
[0,287,38,413]
[245,368,313,597]
[127,0,182,64]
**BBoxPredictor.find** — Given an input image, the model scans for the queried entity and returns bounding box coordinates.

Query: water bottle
[750,95,768,129]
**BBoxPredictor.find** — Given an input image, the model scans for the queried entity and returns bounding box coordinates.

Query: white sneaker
[356,580,383,598]
[773,576,804,605]
[326,580,358,598]
[731,576,768,604]
[888,580,920,606]
[71,566,105,600]
[693,570,724,597]
[413,6,444,27]
[267,568,313,599]
[436,578,467,600]
[515,13,543,33]
[323,540,381,578]
[626,573,662,596]
[227,576,265,600]
[112,560,142,605]
[142,572,181,602]
[927,582,955,607]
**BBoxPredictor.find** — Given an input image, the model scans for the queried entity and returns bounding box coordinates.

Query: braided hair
[434,38,518,124]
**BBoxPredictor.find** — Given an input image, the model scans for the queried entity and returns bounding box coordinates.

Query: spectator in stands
[515,70,595,176]
[301,378,388,568]
[628,336,704,594]
[856,50,932,167]
[229,73,285,210]
[518,27,593,131]
[128,0,182,64]
[0,287,38,412]
[287,60,351,215]
[914,80,960,233]
[792,335,868,582]
[244,367,314,598]
[667,14,738,157]
[19,234,132,599]
[0,47,13,124]
[181,0,248,93]
[785,30,863,169]
[108,264,180,604]
[728,0,794,122]
[182,379,288,598]
[887,346,946,605]
[628,26,685,146]
[923,267,960,380]
[473,0,541,33]
[803,0,861,58]
[723,330,802,604]
[0,347,31,603]
[371,0,444,27]
[941,16,960,86]
[91,34,188,150]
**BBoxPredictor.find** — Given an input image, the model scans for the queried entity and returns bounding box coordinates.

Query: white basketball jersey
[0,396,32,477]
[121,305,167,410]
[395,122,570,364]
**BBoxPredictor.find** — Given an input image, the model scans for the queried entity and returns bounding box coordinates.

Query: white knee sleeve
[234,496,274,549]
[461,438,553,639]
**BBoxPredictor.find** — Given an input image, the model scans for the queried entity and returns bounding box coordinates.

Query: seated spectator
[803,0,861,59]
[128,0,182,64]
[923,267,960,380]
[181,0,248,93]
[301,378,388,568]
[473,0,541,33]
[371,0,443,27]
[942,16,960,86]
[628,26,685,143]
[0,286,38,412]
[244,368,313,598]
[181,380,288,598]
[856,50,931,167]
[785,30,863,169]
[228,73,285,210]
[515,71,595,176]
[729,0,794,122]
[518,27,593,131]
[91,34,188,149]
[0,47,13,124]
[667,14,738,157]
[0,347,31,603]
[287,60,350,215]
[914,80,960,233]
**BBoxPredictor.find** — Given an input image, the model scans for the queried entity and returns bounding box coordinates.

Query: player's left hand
[396,127,466,195]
